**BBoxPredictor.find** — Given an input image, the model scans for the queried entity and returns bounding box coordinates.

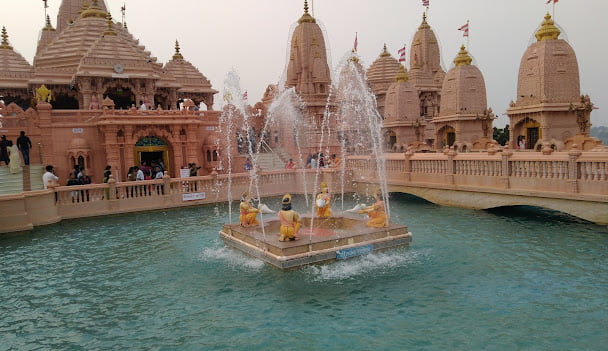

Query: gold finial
[0,27,12,50]
[103,12,117,36]
[81,0,106,19]
[453,45,472,66]
[380,44,391,57]
[79,1,89,15]
[535,12,561,41]
[173,40,184,60]
[123,21,128,29]
[419,12,430,30]
[395,64,408,82]
[43,15,56,31]
[298,0,316,24]
[349,50,359,63]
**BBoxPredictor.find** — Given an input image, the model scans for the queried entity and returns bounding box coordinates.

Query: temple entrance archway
[134,136,171,175]
[106,87,135,110]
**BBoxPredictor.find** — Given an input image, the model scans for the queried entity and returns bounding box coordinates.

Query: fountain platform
[220,214,412,270]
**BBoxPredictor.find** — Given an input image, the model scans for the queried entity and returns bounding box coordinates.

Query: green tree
[493,124,510,146]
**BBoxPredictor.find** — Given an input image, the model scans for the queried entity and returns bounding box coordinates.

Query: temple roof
[73,14,163,80]
[409,13,445,89]
[162,41,217,94]
[57,0,108,33]
[439,46,487,117]
[367,44,401,94]
[384,65,419,122]
[515,13,579,106]
[285,1,331,97]
[0,27,33,89]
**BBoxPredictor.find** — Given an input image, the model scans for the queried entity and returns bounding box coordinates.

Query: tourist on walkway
[42,165,59,190]
[244,158,252,171]
[16,131,32,165]
[7,141,22,174]
[278,193,301,242]
[285,158,296,169]
[0,135,10,166]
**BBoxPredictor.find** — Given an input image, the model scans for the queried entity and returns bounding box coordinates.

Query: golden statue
[314,182,332,218]
[278,194,301,242]
[35,85,53,103]
[359,190,388,228]
[239,191,259,227]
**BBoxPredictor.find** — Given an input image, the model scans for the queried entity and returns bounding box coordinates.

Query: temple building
[0,0,221,182]
[434,45,494,151]
[382,65,426,152]
[506,13,599,151]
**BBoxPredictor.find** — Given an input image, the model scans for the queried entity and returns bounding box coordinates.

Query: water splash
[199,247,266,270]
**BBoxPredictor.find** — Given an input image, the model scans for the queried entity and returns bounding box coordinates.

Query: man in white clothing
[42,165,59,190]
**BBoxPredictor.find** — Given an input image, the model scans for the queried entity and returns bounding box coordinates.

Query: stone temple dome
[409,13,445,89]
[285,0,331,97]
[0,27,33,90]
[367,44,401,96]
[384,65,421,122]
[439,46,487,116]
[163,41,217,97]
[515,13,580,106]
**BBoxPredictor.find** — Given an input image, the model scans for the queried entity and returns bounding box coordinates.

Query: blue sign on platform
[336,244,374,260]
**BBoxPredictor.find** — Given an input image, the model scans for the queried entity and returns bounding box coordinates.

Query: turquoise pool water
[1,194,607,350]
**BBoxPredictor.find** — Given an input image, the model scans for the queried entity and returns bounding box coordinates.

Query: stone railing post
[446,146,456,185]
[108,176,118,210]
[501,146,513,189]
[163,172,171,197]
[567,143,582,193]
[404,146,414,182]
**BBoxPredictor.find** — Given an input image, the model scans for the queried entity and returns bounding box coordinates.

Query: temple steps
[0,165,44,195]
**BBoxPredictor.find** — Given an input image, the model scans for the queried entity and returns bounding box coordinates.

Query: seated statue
[359,191,388,228]
[278,194,301,242]
[314,182,332,218]
[239,191,259,227]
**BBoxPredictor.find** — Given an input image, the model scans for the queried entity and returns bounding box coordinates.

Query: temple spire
[103,13,117,36]
[395,64,409,82]
[536,12,561,41]
[299,0,316,24]
[454,45,472,66]
[0,26,13,49]
[173,40,184,60]
[380,43,390,57]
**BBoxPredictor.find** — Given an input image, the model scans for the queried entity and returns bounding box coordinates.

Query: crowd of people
[0,131,33,174]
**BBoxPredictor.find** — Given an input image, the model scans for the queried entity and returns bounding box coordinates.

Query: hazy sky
[2,0,606,127]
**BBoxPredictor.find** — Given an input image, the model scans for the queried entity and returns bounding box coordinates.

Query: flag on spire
[43,0,48,9]
[398,46,406,63]
[458,22,469,37]
[546,0,558,4]
[243,90,248,101]
[422,0,430,7]
[353,33,358,52]
[121,4,126,15]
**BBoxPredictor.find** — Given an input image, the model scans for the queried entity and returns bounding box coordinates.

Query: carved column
[567,144,582,193]
[501,147,513,189]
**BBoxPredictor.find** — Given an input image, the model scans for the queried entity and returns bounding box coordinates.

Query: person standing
[8,141,22,174]
[16,131,32,165]
[285,158,296,169]
[42,165,59,190]
[102,165,112,183]
[0,135,9,166]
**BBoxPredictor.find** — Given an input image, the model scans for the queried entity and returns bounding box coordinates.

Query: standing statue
[314,182,332,218]
[35,85,53,103]
[359,191,388,228]
[278,194,301,242]
[239,191,259,227]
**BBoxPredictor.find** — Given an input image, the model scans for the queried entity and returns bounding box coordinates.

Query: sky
[2,0,607,127]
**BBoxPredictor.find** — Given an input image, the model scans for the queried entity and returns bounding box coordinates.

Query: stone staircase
[254,152,286,171]
[0,165,44,195]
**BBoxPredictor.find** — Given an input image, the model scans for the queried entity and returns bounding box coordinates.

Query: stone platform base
[219,214,412,270]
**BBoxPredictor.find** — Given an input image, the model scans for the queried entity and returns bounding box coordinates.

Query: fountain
[218,53,412,270]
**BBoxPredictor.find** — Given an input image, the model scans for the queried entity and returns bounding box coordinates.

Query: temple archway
[134,136,171,175]
[106,87,135,110]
